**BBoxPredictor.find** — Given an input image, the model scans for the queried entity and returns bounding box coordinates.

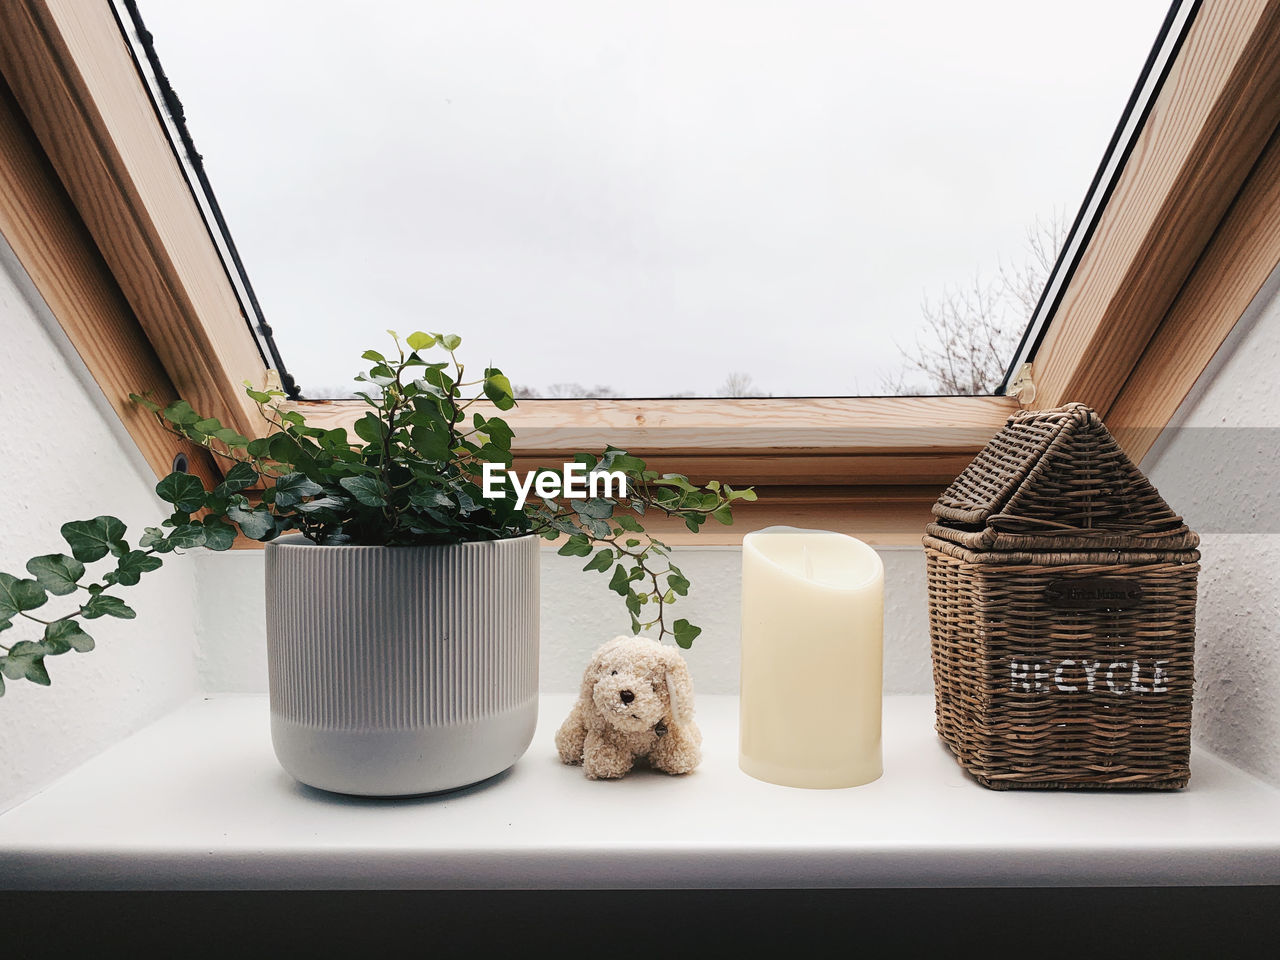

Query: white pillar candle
[739,526,884,788]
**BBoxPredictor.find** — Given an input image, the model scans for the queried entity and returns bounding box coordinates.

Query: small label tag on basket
[1045,577,1144,610]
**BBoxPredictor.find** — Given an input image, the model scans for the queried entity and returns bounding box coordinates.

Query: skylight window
[128,0,1174,399]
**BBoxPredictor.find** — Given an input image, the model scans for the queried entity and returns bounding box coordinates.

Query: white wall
[0,239,200,813]
[1144,262,1280,788]
[193,544,932,697]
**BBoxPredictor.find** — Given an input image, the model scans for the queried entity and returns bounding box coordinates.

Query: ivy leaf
[673,619,702,649]
[607,565,630,597]
[614,515,643,533]
[0,573,48,618]
[605,452,648,475]
[23,658,52,685]
[573,498,614,520]
[212,425,249,444]
[161,400,200,426]
[353,413,384,445]
[213,462,258,498]
[272,472,324,508]
[267,434,305,468]
[201,518,237,552]
[583,549,613,573]
[409,488,454,511]
[437,333,462,350]
[584,516,612,539]
[61,516,127,563]
[166,523,207,550]
[481,417,513,448]
[139,527,175,553]
[111,550,163,587]
[625,591,642,616]
[556,533,593,558]
[667,570,691,596]
[25,554,85,596]
[46,619,94,653]
[2,641,51,685]
[712,503,735,525]
[294,496,346,514]
[227,503,277,541]
[80,595,136,620]
[156,472,206,512]
[406,331,437,351]
[654,475,699,493]
[455,488,479,514]
[128,392,160,413]
[410,421,453,462]
[473,442,512,466]
[339,476,389,507]
[483,369,515,411]
[652,487,680,509]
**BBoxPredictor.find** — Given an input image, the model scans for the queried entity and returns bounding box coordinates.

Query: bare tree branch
[717,372,770,398]
[887,211,1068,395]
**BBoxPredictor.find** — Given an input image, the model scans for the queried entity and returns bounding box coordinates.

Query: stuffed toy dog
[555,636,702,779]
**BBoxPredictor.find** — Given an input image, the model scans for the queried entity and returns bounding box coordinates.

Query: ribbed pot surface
[265,534,539,796]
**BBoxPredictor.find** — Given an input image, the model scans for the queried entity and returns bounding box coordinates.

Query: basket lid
[928,403,1198,552]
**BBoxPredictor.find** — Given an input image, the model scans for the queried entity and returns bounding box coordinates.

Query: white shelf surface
[2,694,1278,890]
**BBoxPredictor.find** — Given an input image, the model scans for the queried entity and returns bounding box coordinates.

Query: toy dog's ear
[664,657,695,728]
[578,660,597,704]
[579,645,606,703]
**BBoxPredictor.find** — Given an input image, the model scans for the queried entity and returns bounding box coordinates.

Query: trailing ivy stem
[445,351,465,448]
[379,361,405,529]
[648,567,668,639]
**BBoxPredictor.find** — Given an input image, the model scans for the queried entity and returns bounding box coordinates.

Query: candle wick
[803,545,814,580]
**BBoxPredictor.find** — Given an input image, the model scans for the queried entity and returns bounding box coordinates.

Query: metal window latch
[1009,363,1037,405]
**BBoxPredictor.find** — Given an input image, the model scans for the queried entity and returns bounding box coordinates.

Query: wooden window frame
[2,0,1279,547]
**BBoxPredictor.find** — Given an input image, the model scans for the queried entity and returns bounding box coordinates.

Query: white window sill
[1,694,1278,890]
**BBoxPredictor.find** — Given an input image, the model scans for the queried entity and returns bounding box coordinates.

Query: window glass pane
[135,0,1171,398]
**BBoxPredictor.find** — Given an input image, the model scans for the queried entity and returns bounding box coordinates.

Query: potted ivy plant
[0,332,753,796]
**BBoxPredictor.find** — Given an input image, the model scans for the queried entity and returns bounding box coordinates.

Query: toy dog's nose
[620,689,635,704]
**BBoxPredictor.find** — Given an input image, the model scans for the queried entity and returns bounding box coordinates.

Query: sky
[136,0,1173,398]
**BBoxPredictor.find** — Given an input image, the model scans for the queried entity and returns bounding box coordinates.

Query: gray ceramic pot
[264,534,539,796]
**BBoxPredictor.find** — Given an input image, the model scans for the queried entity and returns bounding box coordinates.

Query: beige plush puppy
[555,636,702,779]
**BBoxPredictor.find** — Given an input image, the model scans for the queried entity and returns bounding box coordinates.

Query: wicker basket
[925,403,1199,790]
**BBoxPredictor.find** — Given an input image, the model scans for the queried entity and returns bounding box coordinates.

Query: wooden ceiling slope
[1110,123,1280,461]
[0,75,217,488]
[1032,0,1280,434]
[0,0,268,446]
